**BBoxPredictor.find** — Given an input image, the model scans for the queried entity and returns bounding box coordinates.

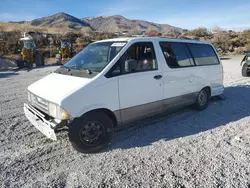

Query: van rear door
[187,43,223,96]
[158,42,198,109]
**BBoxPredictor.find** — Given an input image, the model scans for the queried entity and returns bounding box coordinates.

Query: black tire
[68,111,114,153]
[34,53,44,67]
[16,60,24,69]
[242,63,249,77]
[193,88,210,111]
[24,60,32,69]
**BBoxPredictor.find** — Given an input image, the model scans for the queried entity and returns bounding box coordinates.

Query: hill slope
[29,13,183,33]
[83,15,183,33]
[31,12,91,30]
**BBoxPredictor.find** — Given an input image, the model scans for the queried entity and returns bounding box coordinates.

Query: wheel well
[204,86,211,98]
[85,108,118,127]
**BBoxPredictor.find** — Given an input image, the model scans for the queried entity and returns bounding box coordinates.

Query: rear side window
[187,44,220,66]
[159,42,194,68]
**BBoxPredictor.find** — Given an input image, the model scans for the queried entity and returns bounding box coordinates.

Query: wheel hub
[80,122,104,144]
[198,90,207,106]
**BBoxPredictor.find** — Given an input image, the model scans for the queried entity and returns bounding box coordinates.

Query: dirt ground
[1,55,250,188]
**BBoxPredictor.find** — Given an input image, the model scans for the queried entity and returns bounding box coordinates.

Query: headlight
[48,102,70,120]
[30,92,36,103]
[48,103,57,118]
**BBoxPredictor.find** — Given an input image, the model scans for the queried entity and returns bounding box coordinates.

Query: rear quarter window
[159,42,195,68]
[187,43,220,66]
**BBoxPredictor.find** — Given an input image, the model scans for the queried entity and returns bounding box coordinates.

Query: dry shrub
[233,47,245,55]
[164,30,181,38]
[240,30,250,44]
[188,27,210,37]
[211,32,231,53]
[245,43,250,52]
[230,37,243,48]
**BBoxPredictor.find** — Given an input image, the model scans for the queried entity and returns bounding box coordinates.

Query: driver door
[117,42,164,124]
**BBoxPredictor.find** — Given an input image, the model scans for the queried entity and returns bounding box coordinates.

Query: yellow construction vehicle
[57,39,76,65]
[16,32,44,69]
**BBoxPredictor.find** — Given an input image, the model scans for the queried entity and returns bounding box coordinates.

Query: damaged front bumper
[24,103,62,140]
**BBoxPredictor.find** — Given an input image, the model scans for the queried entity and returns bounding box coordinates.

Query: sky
[1,0,250,31]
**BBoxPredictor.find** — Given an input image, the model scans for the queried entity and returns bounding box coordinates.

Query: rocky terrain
[1,56,250,187]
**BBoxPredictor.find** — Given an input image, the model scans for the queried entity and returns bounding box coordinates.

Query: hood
[28,73,91,104]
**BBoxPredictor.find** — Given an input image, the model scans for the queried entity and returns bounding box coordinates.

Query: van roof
[97,37,211,45]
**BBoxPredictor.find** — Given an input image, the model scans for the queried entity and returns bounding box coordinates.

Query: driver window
[106,42,158,78]
[122,42,158,73]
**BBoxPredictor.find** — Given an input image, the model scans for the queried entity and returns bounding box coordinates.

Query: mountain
[31,12,91,30]
[29,12,183,33]
[8,21,29,24]
[82,15,183,33]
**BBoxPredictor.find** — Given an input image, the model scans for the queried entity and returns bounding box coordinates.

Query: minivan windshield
[63,41,126,72]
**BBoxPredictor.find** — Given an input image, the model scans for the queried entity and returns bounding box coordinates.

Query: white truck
[24,37,224,153]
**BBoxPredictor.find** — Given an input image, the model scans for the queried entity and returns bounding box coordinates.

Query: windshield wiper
[61,65,71,72]
[70,66,93,74]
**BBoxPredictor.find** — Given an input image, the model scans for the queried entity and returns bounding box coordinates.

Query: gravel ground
[1,56,250,188]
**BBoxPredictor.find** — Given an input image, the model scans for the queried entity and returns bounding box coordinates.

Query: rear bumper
[211,85,224,97]
[24,103,57,140]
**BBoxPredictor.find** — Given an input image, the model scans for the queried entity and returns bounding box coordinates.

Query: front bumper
[24,103,57,140]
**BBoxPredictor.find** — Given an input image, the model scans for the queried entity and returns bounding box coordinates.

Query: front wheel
[193,88,210,111]
[16,60,24,69]
[68,112,114,153]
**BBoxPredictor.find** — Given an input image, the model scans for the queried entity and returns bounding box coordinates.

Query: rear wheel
[193,88,210,111]
[242,63,249,77]
[68,111,114,153]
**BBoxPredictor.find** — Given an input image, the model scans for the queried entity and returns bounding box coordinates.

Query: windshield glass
[60,40,71,48]
[23,40,36,49]
[63,41,126,72]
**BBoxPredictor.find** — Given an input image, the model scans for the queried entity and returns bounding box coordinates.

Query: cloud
[0,13,38,22]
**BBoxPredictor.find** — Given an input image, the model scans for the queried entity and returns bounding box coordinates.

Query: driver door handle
[154,75,162,80]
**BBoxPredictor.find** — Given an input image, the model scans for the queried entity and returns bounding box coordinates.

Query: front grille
[32,106,52,121]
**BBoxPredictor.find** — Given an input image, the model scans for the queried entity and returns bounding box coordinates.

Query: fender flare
[75,104,115,118]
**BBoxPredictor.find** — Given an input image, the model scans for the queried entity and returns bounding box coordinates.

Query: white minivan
[24,37,224,153]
